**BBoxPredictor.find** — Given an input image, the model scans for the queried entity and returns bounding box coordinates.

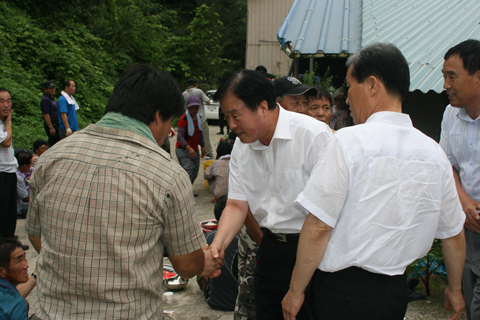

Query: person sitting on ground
[204,138,234,200]
[31,139,47,167]
[175,96,206,186]
[306,87,334,130]
[198,195,239,311]
[0,238,35,319]
[15,151,32,219]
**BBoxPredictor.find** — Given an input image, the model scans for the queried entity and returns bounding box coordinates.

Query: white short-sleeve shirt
[228,106,333,233]
[0,119,17,173]
[296,111,465,275]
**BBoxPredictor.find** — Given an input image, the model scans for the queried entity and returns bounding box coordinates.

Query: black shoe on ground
[21,244,30,251]
[194,193,198,197]
[217,131,224,135]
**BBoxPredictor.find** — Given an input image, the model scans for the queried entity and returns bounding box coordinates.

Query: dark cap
[186,96,200,108]
[187,79,198,86]
[43,81,56,89]
[333,87,347,99]
[273,76,317,97]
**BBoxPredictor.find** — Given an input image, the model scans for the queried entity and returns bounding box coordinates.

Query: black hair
[15,151,32,167]
[228,131,237,141]
[33,139,47,153]
[0,238,23,271]
[214,195,228,222]
[63,79,73,90]
[346,43,410,101]
[215,139,234,159]
[445,39,480,75]
[105,63,184,124]
[0,88,11,96]
[255,65,267,75]
[214,70,276,112]
[307,87,333,106]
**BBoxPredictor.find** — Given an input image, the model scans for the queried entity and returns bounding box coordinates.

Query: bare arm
[168,245,223,279]
[16,271,37,298]
[442,229,466,320]
[60,113,70,130]
[282,213,332,320]
[42,114,55,135]
[0,111,13,148]
[244,209,263,246]
[210,199,249,258]
[452,167,480,233]
[29,235,42,253]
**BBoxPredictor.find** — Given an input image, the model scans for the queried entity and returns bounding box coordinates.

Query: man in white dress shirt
[282,43,467,320]
[209,69,333,319]
[440,39,480,320]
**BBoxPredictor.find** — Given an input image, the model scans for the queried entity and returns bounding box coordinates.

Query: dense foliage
[0,0,246,149]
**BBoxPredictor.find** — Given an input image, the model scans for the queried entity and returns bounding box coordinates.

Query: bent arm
[442,230,466,320]
[16,274,36,298]
[0,114,12,148]
[452,167,480,232]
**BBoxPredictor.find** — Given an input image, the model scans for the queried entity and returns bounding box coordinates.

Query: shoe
[194,193,198,197]
[217,131,224,135]
[206,156,212,160]
[21,245,30,251]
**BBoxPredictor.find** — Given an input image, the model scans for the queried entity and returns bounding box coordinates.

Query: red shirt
[175,114,204,151]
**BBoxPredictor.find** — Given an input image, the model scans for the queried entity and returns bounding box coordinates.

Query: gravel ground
[17,123,466,319]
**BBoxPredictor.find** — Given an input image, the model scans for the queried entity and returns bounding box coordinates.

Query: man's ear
[0,267,7,279]
[258,100,269,115]
[367,76,380,96]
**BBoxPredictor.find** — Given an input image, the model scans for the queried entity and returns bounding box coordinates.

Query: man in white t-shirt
[0,88,18,239]
[282,43,466,320]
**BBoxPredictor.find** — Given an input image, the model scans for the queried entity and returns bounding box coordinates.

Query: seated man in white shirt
[14,151,32,219]
[282,43,467,320]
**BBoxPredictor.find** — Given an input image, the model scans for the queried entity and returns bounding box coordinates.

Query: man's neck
[259,107,280,146]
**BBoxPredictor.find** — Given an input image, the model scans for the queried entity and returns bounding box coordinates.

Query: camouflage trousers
[234,226,258,320]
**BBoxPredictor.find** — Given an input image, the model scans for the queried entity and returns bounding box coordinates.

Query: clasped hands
[200,244,225,279]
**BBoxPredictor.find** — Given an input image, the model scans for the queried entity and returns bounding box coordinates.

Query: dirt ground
[17,123,466,319]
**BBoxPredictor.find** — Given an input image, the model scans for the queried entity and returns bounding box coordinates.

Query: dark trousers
[0,172,17,238]
[311,267,408,320]
[254,230,311,319]
[218,110,229,133]
[44,120,61,147]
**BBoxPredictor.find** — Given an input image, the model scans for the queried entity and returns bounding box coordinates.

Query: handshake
[200,243,225,279]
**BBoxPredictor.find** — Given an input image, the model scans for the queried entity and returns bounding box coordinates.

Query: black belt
[263,228,300,243]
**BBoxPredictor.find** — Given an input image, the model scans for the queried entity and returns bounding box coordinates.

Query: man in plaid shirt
[26,63,223,319]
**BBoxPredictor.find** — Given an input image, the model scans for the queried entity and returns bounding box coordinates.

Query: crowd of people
[0,38,478,320]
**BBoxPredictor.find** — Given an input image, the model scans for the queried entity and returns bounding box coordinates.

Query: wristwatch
[31,273,37,280]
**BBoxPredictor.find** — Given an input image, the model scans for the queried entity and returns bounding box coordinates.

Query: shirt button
[270,171,272,174]
[271,192,275,196]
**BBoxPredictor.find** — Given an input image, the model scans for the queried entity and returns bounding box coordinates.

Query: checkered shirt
[26,124,206,319]
[203,159,229,199]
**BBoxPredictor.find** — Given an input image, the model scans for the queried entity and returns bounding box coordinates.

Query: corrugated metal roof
[277,0,362,58]
[362,0,480,93]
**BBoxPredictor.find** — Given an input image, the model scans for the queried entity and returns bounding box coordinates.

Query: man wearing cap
[183,79,213,159]
[330,87,354,130]
[209,70,332,319]
[58,79,79,139]
[176,96,206,185]
[41,81,60,147]
[273,76,317,114]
